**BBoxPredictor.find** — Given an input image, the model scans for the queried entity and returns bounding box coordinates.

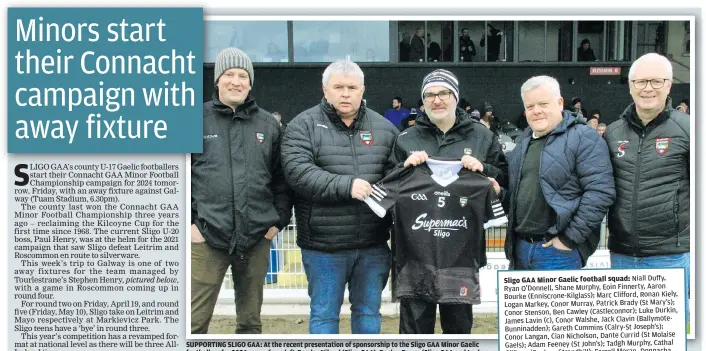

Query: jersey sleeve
[363,166,408,218]
[484,185,508,229]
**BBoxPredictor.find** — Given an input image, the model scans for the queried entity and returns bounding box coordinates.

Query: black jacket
[577,47,597,61]
[604,98,690,256]
[391,109,509,189]
[191,96,293,256]
[409,35,425,62]
[459,36,476,62]
[281,99,399,252]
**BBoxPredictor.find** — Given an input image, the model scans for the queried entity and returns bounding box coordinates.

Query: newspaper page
[3,5,700,351]
[6,7,202,351]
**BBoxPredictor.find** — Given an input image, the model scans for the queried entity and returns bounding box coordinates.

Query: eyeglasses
[423,90,453,102]
[631,78,670,90]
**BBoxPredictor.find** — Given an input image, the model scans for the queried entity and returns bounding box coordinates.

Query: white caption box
[498,268,686,351]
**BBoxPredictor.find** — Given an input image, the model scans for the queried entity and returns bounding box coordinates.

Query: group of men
[190,48,690,335]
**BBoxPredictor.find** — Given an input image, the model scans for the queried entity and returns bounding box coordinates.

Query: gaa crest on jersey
[256,132,265,143]
[460,285,468,296]
[655,138,670,156]
[360,131,374,146]
[459,197,468,208]
[463,148,472,155]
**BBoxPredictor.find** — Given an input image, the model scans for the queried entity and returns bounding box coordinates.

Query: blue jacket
[384,107,410,130]
[504,111,615,268]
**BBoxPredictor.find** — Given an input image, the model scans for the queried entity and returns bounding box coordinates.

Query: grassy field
[209,314,499,335]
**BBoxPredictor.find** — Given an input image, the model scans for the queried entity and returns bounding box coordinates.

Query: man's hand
[191,224,205,243]
[404,151,429,168]
[461,155,484,173]
[488,177,500,195]
[542,237,572,251]
[351,178,372,201]
[264,226,279,241]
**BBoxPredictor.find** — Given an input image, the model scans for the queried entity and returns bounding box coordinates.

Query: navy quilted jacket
[504,111,616,268]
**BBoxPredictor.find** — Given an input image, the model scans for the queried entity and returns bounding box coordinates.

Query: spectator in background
[482,102,501,136]
[191,48,293,334]
[604,53,690,319]
[427,33,442,62]
[384,96,411,130]
[409,28,425,62]
[480,24,502,62]
[264,43,286,62]
[591,109,601,121]
[400,108,419,130]
[459,98,472,113]
[586,115,599,129]
[281,59,399,334]
[597,123,607,137]
[399,32,411,62]
[459,28,477,62]
[515,110,529,130]
[470,109,481,121]
[571,97,588,118]
[677,98,690,114]
[577,38,597,62]
[505,75,614,272]
[272,111,283,127]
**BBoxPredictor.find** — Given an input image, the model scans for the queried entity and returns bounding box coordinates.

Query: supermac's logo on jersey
[411,194,428,201]
[463,148,472,155]
[360,131,374,146]
[256,132,265,143]
[459,197,468,208]
[656,138,670,156]
[616,140,629,158]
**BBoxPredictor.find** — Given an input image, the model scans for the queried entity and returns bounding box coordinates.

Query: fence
[217,216,611,302]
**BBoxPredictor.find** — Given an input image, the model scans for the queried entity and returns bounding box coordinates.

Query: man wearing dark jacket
[409,28,425,62]
[281,59,399,334]
[505,75,615,271]
[604,53,690,317]
[480,24,502,62]
[191,48,293,334]
[391,69,508,334]
[459,28,476,62]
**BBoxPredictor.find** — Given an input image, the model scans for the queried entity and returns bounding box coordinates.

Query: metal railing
[217,215,611,300]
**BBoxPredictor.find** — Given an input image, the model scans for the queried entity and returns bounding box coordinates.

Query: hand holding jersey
[351,178,373,200]
[403,152,498,195]
[403,151,429,168]
[488,177,500,195]
[461,154,484,173]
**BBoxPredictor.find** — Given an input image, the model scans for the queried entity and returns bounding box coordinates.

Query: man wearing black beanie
[390,68,508,334]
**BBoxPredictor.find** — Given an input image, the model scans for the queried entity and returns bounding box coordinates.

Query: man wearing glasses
[390,69,507,334]
[604,53,690,316]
